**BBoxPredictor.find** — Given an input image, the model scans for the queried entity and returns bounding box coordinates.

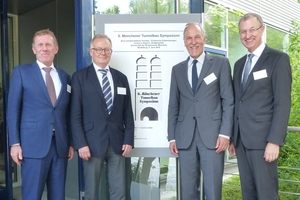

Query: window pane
[95,0,176,14]
[131,157,177,200]
[178,0,189,14]
[228,11,246,67]
[266,27,288,53]
[204,3,226,48]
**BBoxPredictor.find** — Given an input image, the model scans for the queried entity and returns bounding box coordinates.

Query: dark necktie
[43,67,56,106]
[192,59,198,94]
[99,69,113,114]
[241,54,254,92]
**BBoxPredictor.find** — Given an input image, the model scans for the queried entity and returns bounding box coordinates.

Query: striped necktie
[99,69,113,114]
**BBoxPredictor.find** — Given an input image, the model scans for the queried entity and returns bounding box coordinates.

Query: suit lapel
[237,55,247,95]
[88,65,105,99]
[196,53,213,92]
[242,46,270,94]
[55,68,67,105]
[180,58,193,95]
[30,62,53,105]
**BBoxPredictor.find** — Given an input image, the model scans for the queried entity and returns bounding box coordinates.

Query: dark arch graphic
[140,107,158,121]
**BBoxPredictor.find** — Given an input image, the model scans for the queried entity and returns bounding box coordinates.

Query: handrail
[287,126,300,132]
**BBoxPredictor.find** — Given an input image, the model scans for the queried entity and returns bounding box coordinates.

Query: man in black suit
[229,13,292,199]
[70,34,134,200]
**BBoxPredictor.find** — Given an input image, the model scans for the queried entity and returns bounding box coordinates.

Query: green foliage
[129,0,175,14]
[222,175,242,199]
[288,20,300,126]
[266,27,287,52]
[101,5,120,14]
[204,4,244,47]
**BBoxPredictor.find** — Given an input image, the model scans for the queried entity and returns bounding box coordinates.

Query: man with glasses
[229,13,291,199]
[70,34,134,200]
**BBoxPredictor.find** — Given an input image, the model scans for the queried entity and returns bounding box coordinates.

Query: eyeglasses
[239,25,263,36]
[91,48,113,54]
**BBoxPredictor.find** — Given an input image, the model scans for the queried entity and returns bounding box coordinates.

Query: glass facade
[1,0,293,199]
[95,0,189,14]
[266,26,289,52]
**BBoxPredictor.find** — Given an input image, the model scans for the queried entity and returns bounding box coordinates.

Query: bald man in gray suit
[168,23,234,200]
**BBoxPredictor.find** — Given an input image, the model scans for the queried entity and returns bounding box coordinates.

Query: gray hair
[239,13,264,28]
[90,34,112,47]
[183,22,206,38]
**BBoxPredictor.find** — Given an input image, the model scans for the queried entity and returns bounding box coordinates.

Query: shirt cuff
[218,134,230,139]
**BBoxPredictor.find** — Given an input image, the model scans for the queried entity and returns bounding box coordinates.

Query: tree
[101,5,120,14]
[287,19,300,126]
[129,0,173,14]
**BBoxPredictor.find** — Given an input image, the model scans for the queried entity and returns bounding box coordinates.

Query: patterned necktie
[43,67,56,106]
[192,59,198,94]
[241,54,254,92]
[99,69,113,114]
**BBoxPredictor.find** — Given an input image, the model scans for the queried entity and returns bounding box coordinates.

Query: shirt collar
[248,42,265,57]
[93,62,110,72]
[37,60,56,71]
[188,51,205,66]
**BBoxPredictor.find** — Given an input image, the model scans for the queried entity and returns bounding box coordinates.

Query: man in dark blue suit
[7,29,74,200]
[70,34,134,200]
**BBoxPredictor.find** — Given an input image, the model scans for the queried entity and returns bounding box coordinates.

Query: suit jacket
[7,62,71,158]
[168,53,234,149]
[232,45,292,149]
[70,64,134,156]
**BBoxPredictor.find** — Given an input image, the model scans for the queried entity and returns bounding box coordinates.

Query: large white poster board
[95,15,202,155]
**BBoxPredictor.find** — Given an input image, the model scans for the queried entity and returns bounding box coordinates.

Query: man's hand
[215,137,230,153]
[264,142,280,162]
[228,143,236,156]
[10,145,23,166]
[68,146,75,161]
[122,144,133,156]
[78,146,91,160]
[169,141,178,156]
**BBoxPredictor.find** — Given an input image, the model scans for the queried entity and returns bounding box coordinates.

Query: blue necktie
[99,69,113,114]
[192,60,198,94]
[241,54,254,92]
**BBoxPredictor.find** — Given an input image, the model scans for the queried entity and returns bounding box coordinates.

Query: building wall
[18,0,76,75]
[207,0,300,31]
[17,1,78,198]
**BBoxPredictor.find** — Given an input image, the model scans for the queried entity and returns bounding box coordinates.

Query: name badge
[67,84,71,93]
[117,87,126,95]
[204,73,217,85]
[253,69,267,80]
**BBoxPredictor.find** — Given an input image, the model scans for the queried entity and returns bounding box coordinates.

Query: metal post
[0,0,13,199]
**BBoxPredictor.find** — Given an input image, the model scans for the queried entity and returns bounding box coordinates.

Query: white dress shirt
[37,60,62,98]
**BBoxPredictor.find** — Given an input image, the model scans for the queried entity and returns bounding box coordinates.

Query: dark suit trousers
[178,126,224,200]
[21,137,68,200]
[236,135,278,200]
[83,144,126,200]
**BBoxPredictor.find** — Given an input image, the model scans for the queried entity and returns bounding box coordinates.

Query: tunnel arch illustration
[140,107,158,121]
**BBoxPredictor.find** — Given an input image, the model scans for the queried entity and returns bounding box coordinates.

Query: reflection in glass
[266,26,288,52]
[131,157,177,200]
[94,0,190,14]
